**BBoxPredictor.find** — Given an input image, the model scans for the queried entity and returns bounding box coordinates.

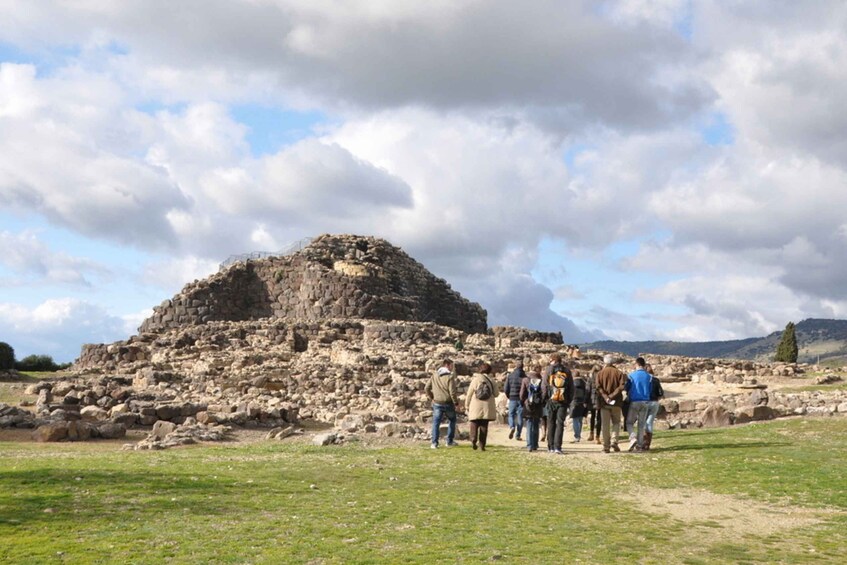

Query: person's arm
[519,379,528,403]
[609,370,628,400]
[425,378,434,400]
[504,373,512,397]
[565,374,574,406]
[449,376,461,407]
[657,379,665,399]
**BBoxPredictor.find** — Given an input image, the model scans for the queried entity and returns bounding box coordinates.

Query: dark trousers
[469,420,490,449]
[547,402,567,452]
[588,408,601,436]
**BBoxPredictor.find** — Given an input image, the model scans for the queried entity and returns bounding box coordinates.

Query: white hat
[437,367,451,376]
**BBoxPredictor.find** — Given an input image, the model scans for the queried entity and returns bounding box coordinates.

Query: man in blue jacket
[626,357,653,452]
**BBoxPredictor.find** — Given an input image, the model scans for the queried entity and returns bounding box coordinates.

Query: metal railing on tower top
[219,237,314,271]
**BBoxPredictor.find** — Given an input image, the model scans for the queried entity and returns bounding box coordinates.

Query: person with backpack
[425,358,460,449]
[543,354,573,454]
[643,363,664,451]
[503,360,526,441]
[465,362,499,451]
[625,357,653,452]
[520,364,546,452]
[569,370,590,443]
[595,354,627,453]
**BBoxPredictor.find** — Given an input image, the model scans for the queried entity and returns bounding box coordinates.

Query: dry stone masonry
[4,234,845,445]
[139,234,487,334]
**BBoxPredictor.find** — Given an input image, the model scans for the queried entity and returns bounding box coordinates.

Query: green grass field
[1,418,845,564]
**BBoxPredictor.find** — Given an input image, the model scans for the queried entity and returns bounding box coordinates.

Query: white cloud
[0,230,110,286]
[0,1,712,130]
[0,298,128,362]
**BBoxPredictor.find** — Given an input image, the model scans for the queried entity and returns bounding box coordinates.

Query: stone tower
[139,234,488,334]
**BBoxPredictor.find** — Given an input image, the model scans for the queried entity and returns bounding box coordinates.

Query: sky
[2,1,847,362]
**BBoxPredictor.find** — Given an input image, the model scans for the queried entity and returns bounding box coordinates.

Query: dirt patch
[617,487,840,537]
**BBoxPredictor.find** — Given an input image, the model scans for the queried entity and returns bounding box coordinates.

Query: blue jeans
[646,401,661,433]
[431,403,456,446]
[627,401,649,448]
[572,417,584,440]
[508,399,523,437]
[525,417,540,450]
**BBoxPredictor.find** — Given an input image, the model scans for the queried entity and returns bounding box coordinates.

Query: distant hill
[582,318,847,364]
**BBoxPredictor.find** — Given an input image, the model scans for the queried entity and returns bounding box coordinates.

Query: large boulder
[33,422,69,442]
[735,405,776,424]
[700,405,733,428]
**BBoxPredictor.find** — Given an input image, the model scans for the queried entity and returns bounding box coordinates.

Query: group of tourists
[425,354,664,453]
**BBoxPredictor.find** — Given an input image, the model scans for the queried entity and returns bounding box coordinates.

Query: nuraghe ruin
[2,234,845,446]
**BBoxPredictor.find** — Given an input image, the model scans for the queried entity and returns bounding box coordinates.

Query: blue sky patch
[231,104,329,156]
[701,112,735,146]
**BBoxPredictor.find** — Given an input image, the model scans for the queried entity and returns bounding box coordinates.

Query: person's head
[441,358,453,370]
[477,362,492,374]
[550,353,562,365]
[645,363,654,374]
[636,357,646,368]
[532,364,542,373]
[515,359,524,368]
[603,354,615,366]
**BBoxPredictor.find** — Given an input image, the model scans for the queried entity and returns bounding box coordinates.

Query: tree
[15,354,61,372]
[775,321,799,363]
[0,342,14,370]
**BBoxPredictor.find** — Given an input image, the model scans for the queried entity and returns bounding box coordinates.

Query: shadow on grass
[0,468,232,526]
[653,440,791,452]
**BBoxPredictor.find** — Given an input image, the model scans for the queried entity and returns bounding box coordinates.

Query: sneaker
[554,449,563,455]
[611,443,621,452]
[628,440,638,452]
[446,442,458,447]
[508,428,515,439]
[603,448,611,453]
[431,444,438,449]
[472,442,478,450]
[515,436,522,441]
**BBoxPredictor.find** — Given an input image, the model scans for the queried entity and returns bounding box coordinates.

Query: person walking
[595,354,627,453]
[569,370,590,442]
[425,358,460,449]
[544,354,573,454]
[644,363,664,451]
[520,365,546,452]
[626,357,653,452]
[465,362,499,451]
[503,360,526,441]
[587,365,602,444]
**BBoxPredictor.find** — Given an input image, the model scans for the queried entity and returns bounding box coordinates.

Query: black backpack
[573,378,587,405]
[527,378,543,407]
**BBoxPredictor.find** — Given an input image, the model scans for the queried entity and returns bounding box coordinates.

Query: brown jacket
[425,371,459,405]
[595,364,627,406]
[465,373,499,421]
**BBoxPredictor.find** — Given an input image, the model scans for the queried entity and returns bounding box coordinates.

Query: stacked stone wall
[140,235,487,334]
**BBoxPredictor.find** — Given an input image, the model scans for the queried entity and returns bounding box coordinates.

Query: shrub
[15,354,62,372]
[0,342,14,370]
